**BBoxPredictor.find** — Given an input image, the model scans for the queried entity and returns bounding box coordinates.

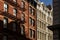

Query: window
[21,13,25,21]
[3,17,8,28]
[29,6,35,16]
[29,17,32,25]
[20,25,25,35]
[29,29,35,38]
[32,9,35,15]
[3,35,7,40]
[21,1,25,8]
[4,3,8,12]
[13,8,17,16]
[30,29,32,37]
[32,9,34,15]
[29,17,35,26]
[13,0,17,3]
[32,19,35,26]
[29,6,32,14]
[32,30,35,38]
[13,22,16,31]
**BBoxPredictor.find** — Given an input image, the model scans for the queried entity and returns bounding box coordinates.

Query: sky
[40,0,52,5]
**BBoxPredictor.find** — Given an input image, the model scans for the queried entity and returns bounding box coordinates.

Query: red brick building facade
[0,0,37,40]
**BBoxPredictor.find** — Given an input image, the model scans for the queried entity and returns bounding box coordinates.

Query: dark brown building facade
[0,0,37,40]
[48,0,60,40]
[53,0,60,25]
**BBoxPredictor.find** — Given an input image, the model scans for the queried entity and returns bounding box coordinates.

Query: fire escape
[0,0,26,40]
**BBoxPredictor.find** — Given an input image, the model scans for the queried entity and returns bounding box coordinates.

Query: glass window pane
[13,9,17,16]
[13,0,16,2]
[4,3,8,12]
[3,36,7,40]
[3,18,8,28]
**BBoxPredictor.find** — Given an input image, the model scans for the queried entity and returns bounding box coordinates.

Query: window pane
[13,0,16,3]
[13,9,17,16]
[32,19,35,26]
[21,25,24,35]
[3,36,7,40]
[3,19,7,24]
[32,9,35,15]
[21,13,25,21]
[30,29,32,37]
[29,7,32,14]
[3,17,8,28]
[21,1,25,8]
[13,23,16,31]
[32,30,35,38]
[4,3,8,12]
[29,17,32,25]
[21,27,23,34]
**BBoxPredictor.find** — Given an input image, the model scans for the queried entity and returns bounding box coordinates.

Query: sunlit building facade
[37,1,53,40]
[0,0,37,40]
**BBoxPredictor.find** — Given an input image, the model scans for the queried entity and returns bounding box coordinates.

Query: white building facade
[37,1,53,40]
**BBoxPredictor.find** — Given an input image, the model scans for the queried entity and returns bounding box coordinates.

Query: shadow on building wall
[0,20,30,40]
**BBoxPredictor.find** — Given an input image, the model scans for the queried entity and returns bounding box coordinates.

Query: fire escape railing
[3,0,26,11]
[3,0,17,7]
[0,10,18,20]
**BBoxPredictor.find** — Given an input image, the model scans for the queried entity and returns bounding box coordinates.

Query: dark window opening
[30,29,32,37]
[3,17,8,29]
[29,17,32,25]
[3,35,7,40]
[13,22,17,31]
[33,30,35,38]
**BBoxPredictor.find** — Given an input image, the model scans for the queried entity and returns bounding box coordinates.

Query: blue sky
[40,0,52,5]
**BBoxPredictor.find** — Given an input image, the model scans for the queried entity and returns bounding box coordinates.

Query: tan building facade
[37,2,53,40]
